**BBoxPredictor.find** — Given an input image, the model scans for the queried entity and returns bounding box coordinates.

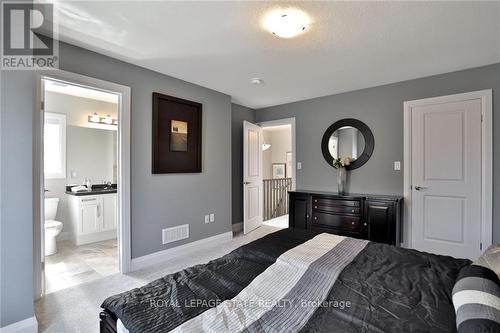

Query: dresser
[289,190,403,246]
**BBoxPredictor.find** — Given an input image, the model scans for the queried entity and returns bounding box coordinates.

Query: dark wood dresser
[289,190,403,246]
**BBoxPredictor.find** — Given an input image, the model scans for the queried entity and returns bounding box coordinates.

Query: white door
[80,199,101,234]
[101,194,117,231]
[410,99,482,259]
[243,121,263,234]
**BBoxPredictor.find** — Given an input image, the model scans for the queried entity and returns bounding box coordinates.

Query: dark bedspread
[102,228,470,333]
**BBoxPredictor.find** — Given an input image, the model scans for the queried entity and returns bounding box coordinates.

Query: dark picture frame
[152,92,202,173]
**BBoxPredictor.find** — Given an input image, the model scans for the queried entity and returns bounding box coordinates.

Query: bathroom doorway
[34,70,131,298]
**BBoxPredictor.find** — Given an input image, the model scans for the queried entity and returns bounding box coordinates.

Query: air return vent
[162,224,189,244]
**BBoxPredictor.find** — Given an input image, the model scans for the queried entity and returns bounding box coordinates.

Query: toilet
[44,197,63,256]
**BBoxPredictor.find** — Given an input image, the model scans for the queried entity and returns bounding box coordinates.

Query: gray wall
[256,63,500,243]
[231,104,255,224]
[1,42,232,326]
[58,42,232,258]
[0,71,35,326]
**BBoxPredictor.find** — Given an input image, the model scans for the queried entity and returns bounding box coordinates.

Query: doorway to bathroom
[34,70,131,297]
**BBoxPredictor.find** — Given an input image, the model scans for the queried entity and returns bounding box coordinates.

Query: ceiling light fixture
[251,78,263,85]
[263,8,311,39]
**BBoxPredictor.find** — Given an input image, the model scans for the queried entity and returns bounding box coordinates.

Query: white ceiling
[52,1,500,109]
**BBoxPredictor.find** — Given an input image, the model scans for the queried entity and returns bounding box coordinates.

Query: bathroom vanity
[66,187,117,245]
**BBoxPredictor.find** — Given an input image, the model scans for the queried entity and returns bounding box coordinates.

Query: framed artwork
[272,163,286,179]
[152,92,202,173]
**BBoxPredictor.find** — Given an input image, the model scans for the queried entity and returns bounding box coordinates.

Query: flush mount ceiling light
[262,8,311,39]
[251,78,263,85]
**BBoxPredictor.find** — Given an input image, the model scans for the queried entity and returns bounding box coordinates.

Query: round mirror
[321,119,374,170]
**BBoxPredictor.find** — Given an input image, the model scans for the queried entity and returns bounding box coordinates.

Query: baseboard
[232,222,242,233]
[130,231,233,271]
[0,316,37,333]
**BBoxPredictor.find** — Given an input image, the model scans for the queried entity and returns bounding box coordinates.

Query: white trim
[257,117,297,191]
[0,316,37,333]
[403,89,493,250]
[34,70,132,301]
[130,231,233,271]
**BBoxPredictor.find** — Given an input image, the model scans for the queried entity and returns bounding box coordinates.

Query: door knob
[243,181,251,185]
[414,186,428,191]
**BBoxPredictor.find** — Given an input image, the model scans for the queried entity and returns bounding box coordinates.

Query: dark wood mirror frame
[321,118,374,170]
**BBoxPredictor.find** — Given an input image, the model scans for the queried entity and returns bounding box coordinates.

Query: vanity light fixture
[103,114,113,125]
[88,113,117,126]
[89,112,100,123]
[263,8,311,39]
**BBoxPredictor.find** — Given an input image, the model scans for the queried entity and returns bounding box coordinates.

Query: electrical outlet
[394,161,401,171]
[297,162,302,170]
[204,215,210,224]
[210,213,215,222]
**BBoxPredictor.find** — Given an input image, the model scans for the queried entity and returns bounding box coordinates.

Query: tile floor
[45,239,118,294]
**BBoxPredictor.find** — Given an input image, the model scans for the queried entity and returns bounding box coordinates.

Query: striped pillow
[452,264,500,332]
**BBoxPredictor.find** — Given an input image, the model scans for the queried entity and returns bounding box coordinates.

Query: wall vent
[162,224,189,244]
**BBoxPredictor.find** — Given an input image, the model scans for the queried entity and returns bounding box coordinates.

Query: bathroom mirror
[321,118,374,170]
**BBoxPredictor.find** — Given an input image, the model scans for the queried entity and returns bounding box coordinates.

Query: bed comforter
[102,228,470,333]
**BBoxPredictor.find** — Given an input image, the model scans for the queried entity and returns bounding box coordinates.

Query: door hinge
[41,101,45,110]
[480,242,483,251]
[481,113,484,122]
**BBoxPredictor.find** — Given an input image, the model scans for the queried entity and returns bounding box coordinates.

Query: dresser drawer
[312,203,361,215]
[312,197,360,208]
[312,212,361,231]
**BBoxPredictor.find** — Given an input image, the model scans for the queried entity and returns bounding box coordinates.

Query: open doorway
[34,70,131,298]
[260,121,294,229]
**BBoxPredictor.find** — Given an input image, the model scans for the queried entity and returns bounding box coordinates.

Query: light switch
[210,213,215,222]
[297,162,302,170]
[204,215,210,224]
[71,170,77,178]
[394,161,401,171]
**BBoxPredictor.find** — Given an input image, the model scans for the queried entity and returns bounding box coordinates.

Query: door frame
[33,69,131,299]
[403,89,492,250]
[257,117,297,191]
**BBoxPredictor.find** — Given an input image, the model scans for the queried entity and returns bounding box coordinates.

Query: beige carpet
[35,225,280,332]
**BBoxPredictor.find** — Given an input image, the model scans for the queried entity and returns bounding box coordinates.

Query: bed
[100,228,490,333]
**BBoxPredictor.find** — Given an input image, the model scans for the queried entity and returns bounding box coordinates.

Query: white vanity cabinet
[67,193,117,245]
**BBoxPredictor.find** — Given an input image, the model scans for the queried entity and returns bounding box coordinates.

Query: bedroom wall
[231,104,256,225]
[57,42,233,258]
[0,71,35,327]
[255,62,500,243]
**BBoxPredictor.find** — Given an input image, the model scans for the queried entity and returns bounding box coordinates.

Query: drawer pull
[351,221,355,225]
[314,200,317,203]
[351,209,355,213]
[314,217,318,220]
[82,198,96,202]
[314,206,317,209]
[364,223,367,226]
